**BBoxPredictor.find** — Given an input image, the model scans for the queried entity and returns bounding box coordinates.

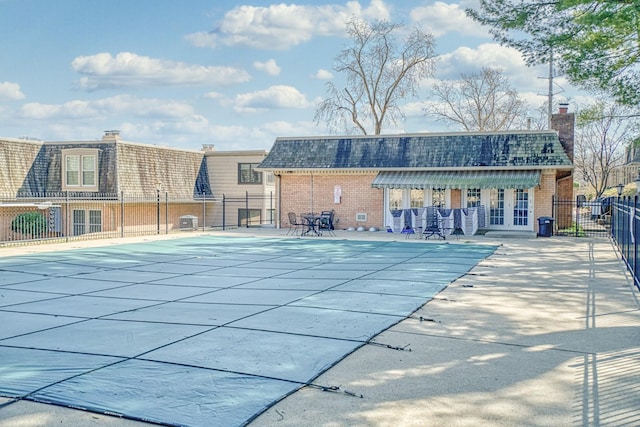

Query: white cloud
[435,43,549,92]
[234,85,312,112]
[204,91,224,100]
[411,1,489,38]
[254,59,281,76]
[262,120,317,136]
[72,52,251,90]
[19,95,195,120]
[185,0,391,50]
[0,81,25,100]
[312,69,333,79]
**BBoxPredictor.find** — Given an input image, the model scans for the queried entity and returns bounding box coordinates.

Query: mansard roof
[0,138,212,198]
[258,131,573,171]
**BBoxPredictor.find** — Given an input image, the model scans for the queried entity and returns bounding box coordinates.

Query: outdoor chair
[318,210,336,236]
[287,212,304,236]
[422,207,446,240]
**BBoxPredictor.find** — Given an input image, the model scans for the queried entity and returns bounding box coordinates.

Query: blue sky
[0,0,586,150]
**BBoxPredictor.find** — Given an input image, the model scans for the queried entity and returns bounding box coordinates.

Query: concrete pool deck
[1,229,639,427]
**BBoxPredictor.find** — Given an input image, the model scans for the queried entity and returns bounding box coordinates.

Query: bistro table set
[287,211,336,236]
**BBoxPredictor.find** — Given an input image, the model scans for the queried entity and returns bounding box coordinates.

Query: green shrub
[11,211,48,236]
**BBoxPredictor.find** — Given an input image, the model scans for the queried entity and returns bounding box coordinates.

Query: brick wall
[280,173,383,229]
[555,174,574,228]
[534,171,557,225]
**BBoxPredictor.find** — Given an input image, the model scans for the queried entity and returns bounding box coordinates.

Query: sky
[0,0,588,151]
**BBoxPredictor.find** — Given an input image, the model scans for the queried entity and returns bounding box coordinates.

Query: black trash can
[537,216,554,237]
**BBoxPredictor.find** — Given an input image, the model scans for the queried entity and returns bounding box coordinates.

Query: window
[73,210,85,235]
[388,189,402,210]
[410,189,424,208]
[265,172,274,185]
[63,149,98,190]
[238,208,261,226]
[432,188,446,207]
[467,188,481,208]
[89,210,102,232]
[72,209,102,236]
[513,189,529,226]
[238,163,262,184]
[490,189,504,225]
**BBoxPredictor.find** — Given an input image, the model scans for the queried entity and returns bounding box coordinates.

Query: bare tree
[315,17,437,135]
[575,99,638,198]
[425,67,528,131]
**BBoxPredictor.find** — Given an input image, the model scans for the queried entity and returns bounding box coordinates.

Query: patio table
[301,214,322,236]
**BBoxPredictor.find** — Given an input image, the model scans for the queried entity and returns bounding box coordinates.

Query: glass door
[513,189,529,227]
[489,189,504,226]
[488,188,534,230]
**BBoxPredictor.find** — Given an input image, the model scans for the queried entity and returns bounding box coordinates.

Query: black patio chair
[318,210,336,236]
[422,207,445,240]
[286,212,303,236]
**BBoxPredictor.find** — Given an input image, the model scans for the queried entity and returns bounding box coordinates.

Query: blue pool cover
[0,236,496,426]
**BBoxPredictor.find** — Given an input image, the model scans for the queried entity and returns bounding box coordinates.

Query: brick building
[0,131,212,239]
[259,109,574,234]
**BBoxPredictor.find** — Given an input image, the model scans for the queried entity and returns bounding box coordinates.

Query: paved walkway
[1,230,639,427]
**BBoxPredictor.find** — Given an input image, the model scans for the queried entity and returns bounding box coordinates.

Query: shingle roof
[0,138,43,195]
[115,142,212,198]
[0,138,212,198]
[258,131,573,170]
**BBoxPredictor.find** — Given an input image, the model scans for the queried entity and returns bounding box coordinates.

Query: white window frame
[62,149,98,191]
[72,209,102,236]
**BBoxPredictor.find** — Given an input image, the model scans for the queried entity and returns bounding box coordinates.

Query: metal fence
[552,197,611,237]
[611,196,640,291]
[0,192,274,246]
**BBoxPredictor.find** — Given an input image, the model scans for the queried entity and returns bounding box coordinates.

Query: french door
[489,189,533,230]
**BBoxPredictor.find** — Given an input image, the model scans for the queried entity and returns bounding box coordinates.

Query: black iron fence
[611,196,640,291]
[0,192,274,246]
[552,197,611,237]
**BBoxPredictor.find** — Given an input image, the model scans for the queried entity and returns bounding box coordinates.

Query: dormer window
[62,149,98,191]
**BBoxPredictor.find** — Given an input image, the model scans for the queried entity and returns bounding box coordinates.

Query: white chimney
[103,130,121,140]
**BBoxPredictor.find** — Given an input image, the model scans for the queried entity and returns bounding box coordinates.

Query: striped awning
[371,170,541,189]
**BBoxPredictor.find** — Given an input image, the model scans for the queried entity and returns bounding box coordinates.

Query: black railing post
[156,188,160,235]
[120,191,124,238]
[202,191,206,232]
[65,191,70,242]
[245,191,249,228]
[635,196,639,289]
[575,199,580,237]
[165,192,168,234]
[222,194,226,231]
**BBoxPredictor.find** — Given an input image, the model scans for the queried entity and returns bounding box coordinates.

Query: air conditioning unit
[179,215,198,229]
[356,213,367,222]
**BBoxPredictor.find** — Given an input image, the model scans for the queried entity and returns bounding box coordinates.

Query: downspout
[276,174,282,229]
[310,173,314,214]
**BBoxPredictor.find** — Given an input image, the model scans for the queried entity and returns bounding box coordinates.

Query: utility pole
[538,46,563,129]
[548,47,553,130]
